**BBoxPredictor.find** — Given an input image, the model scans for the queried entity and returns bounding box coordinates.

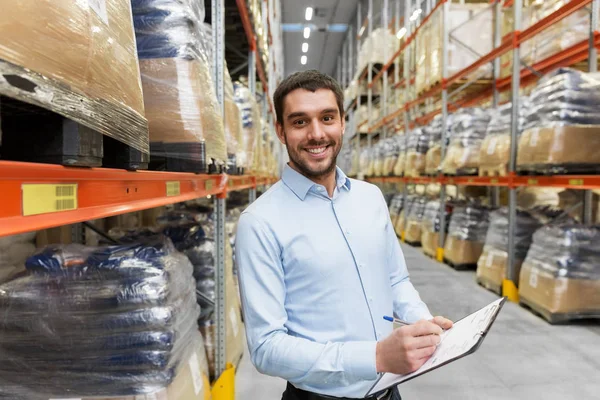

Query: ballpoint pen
[383,315,411,326]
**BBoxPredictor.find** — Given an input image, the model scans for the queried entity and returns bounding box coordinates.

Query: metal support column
[490,0,502,208]
[337,56,342,82]
[583,0,599,224]
[382,0,389,139]
[212,0,227,379]
[401,0,411,241]
[348,27,354,85]
[249,188,257,203]
[249,51,256,97]
[505,0,522,303]
[356,3,362,179]
[394,0,401,127]
[367,0,374,151]
[437,0,450,262]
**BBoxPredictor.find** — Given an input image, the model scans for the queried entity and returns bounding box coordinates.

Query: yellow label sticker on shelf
[447,178,454,185]
[569,179,584,186]
[205,179,215,191]
[491,178,499,184]
[22,184,78,216]
[228,179,233,187]
[166,181,181,197]
[528,179,538,185]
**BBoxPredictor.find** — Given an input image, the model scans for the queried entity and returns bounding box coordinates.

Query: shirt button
[317,186,324,192]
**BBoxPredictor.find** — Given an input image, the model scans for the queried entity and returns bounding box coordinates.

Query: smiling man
[235,70,453,400]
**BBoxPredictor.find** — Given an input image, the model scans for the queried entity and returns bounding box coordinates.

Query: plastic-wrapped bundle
[519,224,600,322]
[479,101,527,176]
[443,204,490,268]
[372,142,384,177]
[476,208,542,293]
[383,137,401,176]
[517,69,600,173]
[395,195,417,237]
[405,129,432,177]
[393,136,407,176]
[234,81,261,173]
[441,108,492,175]
[357,28,399,74]
[405,197,427,244]
[359,148,372,177]
[0,237,202,398]
[421,200,450,258]
[133,0,226,171]
[424,114,448,175]
[0,0,149,154]
[388,194,405,228]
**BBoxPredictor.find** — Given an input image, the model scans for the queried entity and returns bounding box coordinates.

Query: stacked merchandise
[393,136,407,176]
[132,0,227,172]
[500,1,592,79]
[388,194,405,230]
[0,238,210,399]
[443,203,490,269]
[372,141,385,177]
[395,195,417,238]
[404,197,427,245]
[158,211,245,380]
[345,79,384,105]
[247,0,268,69]
[519,224,600,323]
[517,69,600,174]
[405,128,432,177]
[557,189,600,223]
[421,200,451,258]
[234,81,262,174]
[476,208,542,294]
[415,3,493,95]
[357,28,399,74]
[441,108,492,175]
[424,114,448,175]
[479,101,527,176]
[383,137,401,176]
[0,0,149,168]
[355,104,382,134]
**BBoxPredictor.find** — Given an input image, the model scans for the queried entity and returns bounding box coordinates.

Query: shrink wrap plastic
[405,197,427,244]
[441,108,491,174]
[0,237,204,398]
[234,81,261,172]
[421,200,450,257]
[517,69,600,171]
[443,204,490,266]
[0,0,149,153]
[519,224,600,319]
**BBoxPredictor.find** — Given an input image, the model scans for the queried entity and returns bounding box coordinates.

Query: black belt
[283,382,396,400]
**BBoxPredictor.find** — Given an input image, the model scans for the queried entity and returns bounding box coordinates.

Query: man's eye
[294,120,306,126]
[323,116,333,122]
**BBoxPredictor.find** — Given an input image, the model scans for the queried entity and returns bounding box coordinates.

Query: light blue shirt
[235,165,433,398]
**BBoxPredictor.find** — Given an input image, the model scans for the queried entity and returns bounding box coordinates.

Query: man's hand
[375,320,443,375]
[431,316,453,330]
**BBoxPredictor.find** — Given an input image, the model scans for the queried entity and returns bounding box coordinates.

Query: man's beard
[284,134,342,179]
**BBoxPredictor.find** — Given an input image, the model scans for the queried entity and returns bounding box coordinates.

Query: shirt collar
[282,164,351,201]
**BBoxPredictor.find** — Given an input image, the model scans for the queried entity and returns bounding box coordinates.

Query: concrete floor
[235,243,600,400]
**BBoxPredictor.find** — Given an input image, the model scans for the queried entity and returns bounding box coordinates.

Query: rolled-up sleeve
[235,211,378,386]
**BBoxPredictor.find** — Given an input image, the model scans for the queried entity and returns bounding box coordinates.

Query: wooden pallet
[519,296,600,324]
[405,240,422,247]
[479,164,508,177]
[517,163,600,176]
[444,168,479,177]
[417,78,493,99]
[444,258,477,271]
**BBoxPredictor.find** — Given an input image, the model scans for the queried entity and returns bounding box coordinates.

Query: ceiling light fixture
[305,7,313,21]
[302,42,309,53]
[301,55,307,65]
[303,27,311,39]
[396,27,407,39]
[410,9,422,21]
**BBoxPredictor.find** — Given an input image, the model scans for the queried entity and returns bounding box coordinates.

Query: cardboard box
[405,152,426,177]
[441,142,481,174]
[394,211,406,238]
[0,0,148,152]
[425,145,442,175]
[517,126,600,167]
[476,247,524,292]
[479,133,511,173]
[519,262,600,315]
[443,235,484,266]
[421,229,440,258]
[405,220,422,244]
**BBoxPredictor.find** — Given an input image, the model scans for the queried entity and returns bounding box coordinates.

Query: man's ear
[275,122,286,145]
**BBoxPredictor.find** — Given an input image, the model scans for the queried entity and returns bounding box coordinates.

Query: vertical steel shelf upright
[211,0,228,379]
[356,2,363,179]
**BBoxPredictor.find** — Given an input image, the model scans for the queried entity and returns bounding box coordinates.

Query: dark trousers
[282,382,402,400]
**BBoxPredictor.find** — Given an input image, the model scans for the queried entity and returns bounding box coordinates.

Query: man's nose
[307,120,326,141]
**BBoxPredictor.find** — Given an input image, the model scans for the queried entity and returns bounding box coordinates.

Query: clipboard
[366,297,506,396]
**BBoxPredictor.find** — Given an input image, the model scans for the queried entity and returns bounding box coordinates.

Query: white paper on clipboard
[366,297,506,396]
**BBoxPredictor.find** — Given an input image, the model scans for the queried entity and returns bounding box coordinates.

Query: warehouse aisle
[235,243,600,399]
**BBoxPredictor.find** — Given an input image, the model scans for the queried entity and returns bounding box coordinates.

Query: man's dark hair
[273,70,344,124]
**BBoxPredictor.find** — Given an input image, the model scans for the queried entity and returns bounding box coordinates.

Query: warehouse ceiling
[281,0,361,77]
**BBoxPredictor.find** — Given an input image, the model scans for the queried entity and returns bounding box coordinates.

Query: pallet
[149,142,207,173]
[444,258,477,271]
[444,168,479,177]
[405,240,422,247]
[519,296,600,324]
[0,96,148,170]
[417,78,492,98]
[479,164,508,177]
[517,163,600,176]
[476,276,503,296]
